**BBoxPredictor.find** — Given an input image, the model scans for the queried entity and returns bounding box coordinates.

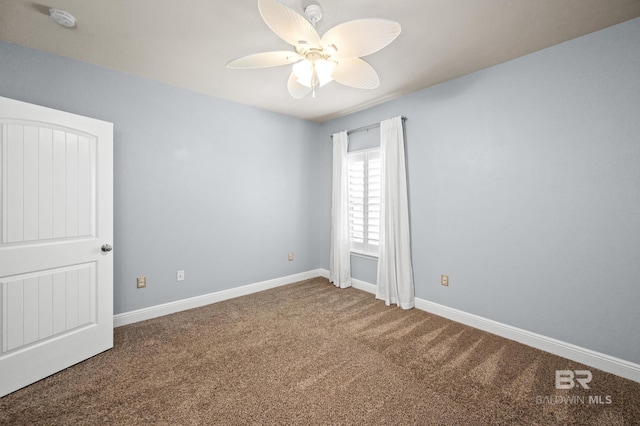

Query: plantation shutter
[348,149,380,256]
[367,150,381,252]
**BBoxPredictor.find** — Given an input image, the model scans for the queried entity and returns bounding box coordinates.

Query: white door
[0,96,113,397]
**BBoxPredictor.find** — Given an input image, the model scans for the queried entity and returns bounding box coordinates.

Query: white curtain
[376,116,414,308]
[329,131,352,288]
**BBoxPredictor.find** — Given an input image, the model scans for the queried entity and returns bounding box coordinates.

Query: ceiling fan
[226,0,401,99]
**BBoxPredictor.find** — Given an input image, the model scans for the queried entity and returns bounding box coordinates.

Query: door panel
[0,96,113,397]
[2,124,97,244]
[2,263,96,353]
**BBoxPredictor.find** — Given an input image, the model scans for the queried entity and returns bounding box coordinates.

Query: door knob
[101,244,113,252]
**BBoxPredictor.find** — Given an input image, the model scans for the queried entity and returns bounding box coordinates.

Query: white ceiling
[1,1,639,122]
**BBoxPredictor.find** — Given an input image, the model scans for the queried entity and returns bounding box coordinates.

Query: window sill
[350,251,378,260]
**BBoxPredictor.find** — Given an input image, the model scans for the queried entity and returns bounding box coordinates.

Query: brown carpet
[1,277,639,425]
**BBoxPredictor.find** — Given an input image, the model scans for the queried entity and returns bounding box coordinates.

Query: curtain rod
[330,116,407,139]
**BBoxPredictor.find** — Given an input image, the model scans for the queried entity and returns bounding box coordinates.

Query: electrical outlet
[288,253,294,261]
[441,275,449,286]
[137,276,147,289]
[177,270,185,281]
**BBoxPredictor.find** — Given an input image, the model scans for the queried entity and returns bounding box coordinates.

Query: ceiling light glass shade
[292,60,313,86]
[315,59,337,86]
[293,58,337,88]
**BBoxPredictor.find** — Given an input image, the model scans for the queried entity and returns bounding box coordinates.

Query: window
[348,148,381,256]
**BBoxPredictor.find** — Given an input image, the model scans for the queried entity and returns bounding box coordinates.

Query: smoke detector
[49,9,76,28]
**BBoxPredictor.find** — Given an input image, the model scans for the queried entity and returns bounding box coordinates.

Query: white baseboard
[352,278,377,294]
[113,269,326,328]
[319,270,640,384]
[414,298,640,383]
[316,270,377,294]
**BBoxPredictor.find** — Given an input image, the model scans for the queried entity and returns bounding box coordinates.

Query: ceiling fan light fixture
[293,57,336,89]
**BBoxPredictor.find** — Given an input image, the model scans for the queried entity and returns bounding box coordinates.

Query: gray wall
[0,41,322,315]
[321,18,640,364]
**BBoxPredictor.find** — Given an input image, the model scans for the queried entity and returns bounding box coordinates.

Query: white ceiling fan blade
[226,51,301,69]
[321,19,401,59]
[258,0,320,46]
[332,58,380,89]
[287,72,313,99]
